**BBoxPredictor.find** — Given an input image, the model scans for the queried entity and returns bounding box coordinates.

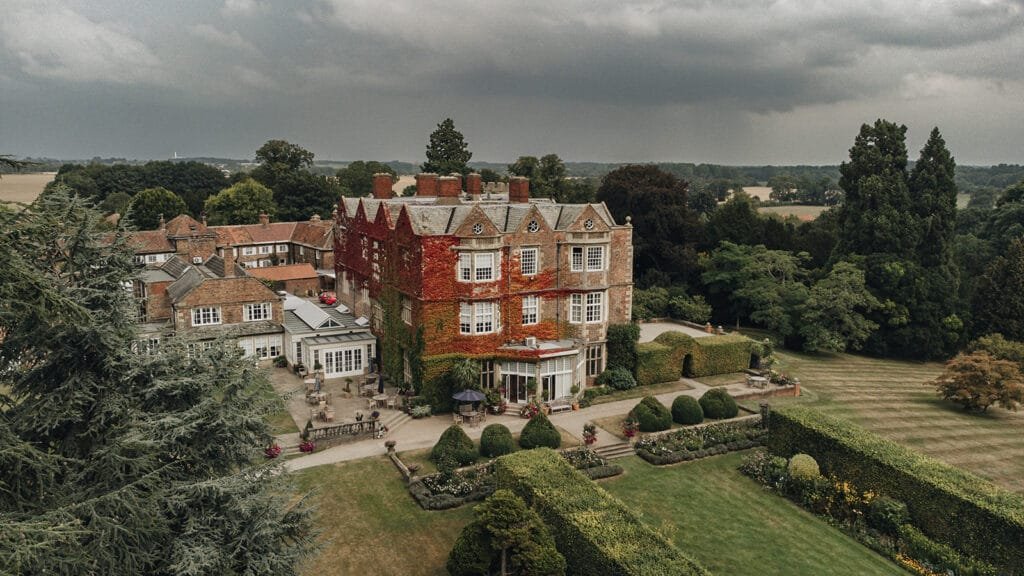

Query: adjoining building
[281,294,376,379]
[334,173,633,407]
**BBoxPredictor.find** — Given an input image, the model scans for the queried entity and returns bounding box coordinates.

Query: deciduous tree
[204,178,277,225]
[799,262,881,352]
[336,161,397,197]
[933,352,1024,412]
[128,186,188,229]
[252,139,315,189]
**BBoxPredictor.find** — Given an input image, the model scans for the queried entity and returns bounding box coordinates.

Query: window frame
[522,295,539,325]
[571,246,584,271]
[586,246,605,271]
[569,294,583,323]
[191,306,222,326]
[520,247,538,276]
[456,251,501,283]
[459,301,500,335]
[242,246,256,256]
[585,291,604,323]
[244,302,271,322]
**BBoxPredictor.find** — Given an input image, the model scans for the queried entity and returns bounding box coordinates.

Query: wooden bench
[547,397,573,414]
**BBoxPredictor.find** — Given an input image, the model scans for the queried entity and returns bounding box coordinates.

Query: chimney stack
[415,173,438,197]
[259,212,270,226]
[223,245,236,278]
[372,172,393,199]
[465,172,482,200]
[437,174,461,204]
[509,177,530,203]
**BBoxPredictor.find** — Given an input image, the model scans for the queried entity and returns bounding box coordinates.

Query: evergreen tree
[422,118,472,175]
[0,189,312,574]
[972,239,1024,340]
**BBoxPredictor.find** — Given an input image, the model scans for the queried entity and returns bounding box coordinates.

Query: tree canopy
[128,186,188,229]
[336,161,396,197]
[0,189,312,574]
[422,118,472,175]
[204,178,277,225]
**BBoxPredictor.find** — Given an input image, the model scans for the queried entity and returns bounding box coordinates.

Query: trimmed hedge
[493,449,710,576]
[630,396,672,432]
[480,424,515,458]
[636,331,754,385]
[699,388,739,419]
[606,323,640,375]
[519,412,561,450]
[767,406,1024,574]
[671,395,704,425]
[595,367,637,391]
[635,418,765,466]
[430,425,477,466]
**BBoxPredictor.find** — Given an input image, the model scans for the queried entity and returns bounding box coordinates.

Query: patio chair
[386,396,396,410]
[453,413,463,426]
[324,407,335,422]
[458,404,473,416]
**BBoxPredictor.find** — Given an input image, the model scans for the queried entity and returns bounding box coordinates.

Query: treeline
[600,121,1024,361]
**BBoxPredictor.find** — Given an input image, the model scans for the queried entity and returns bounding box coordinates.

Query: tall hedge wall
[636,331,753,385]
[606,323,641,375]
[493,448,710,576]
[767,406,1024,573]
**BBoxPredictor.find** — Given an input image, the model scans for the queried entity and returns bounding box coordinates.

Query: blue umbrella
[452,389,487,402]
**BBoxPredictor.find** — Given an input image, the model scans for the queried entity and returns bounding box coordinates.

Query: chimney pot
[259,212,270,226]
[437,175,461,204]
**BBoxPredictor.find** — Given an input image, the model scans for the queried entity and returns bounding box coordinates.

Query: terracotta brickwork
[173,277,282,332]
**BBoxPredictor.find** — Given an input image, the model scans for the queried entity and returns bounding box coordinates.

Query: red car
[319,291,337,305]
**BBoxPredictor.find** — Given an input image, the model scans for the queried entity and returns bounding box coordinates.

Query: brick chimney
[437,175,461,204]
[223,245,236,278]
[372,173,393,199]
[415,173,438,197]
[465,172,482,200]
[259,212,270,226]
[509,176,530,203]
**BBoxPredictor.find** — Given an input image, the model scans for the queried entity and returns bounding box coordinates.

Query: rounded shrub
[787,453,821,482]
[699,388,739,419]
[480,424,515,458]
[671,395,704,425]
[430,424,477,466]
[519,412,561,449]
[446,521,492,576]
[595,367,637,391]
[631,396,672,432]
[867,496,909,536]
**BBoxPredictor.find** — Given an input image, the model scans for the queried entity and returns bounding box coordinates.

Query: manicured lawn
[588,378,692,406]
[767,350,1024,493]
[694,371,748,387]
[603,453,905,576]
[295,457,475,576]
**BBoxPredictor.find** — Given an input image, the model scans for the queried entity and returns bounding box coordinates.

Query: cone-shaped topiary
[699,388,739,419]
[480,423,515,458]
[631,396,672,432]
[431,424,477,466]
[671,395,704,425]
[519,412,561,449]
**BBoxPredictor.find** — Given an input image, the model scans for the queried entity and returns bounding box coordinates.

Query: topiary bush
[630,396,672,432]
[446,521,492,576]
[595,367,637,391]
[519,412,561,449]
[787,453,821,482]
[671,395,704,425]
[699,388,739,419]
[430,424,477,466]
[480,424,515,458]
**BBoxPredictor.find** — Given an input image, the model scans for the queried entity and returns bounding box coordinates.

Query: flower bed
[560,447,623,480]
[635,418,765,465]
[409,463,497,510]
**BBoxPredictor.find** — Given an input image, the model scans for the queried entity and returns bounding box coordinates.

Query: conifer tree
[972,238,1024,341]
[422,118,472,175]
[0,189,312,574]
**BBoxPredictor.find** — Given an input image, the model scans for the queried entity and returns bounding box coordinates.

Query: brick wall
[174,277,282,331]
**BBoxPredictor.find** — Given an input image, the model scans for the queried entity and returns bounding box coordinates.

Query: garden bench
[547,397,573,414]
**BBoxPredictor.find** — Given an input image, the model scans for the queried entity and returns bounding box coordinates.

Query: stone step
[594,442,635,460]
[381,411,411,436]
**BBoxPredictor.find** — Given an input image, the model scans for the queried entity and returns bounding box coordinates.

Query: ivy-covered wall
[636,331,753,385]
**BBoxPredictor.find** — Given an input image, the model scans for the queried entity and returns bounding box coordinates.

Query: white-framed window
[540,356,574,401]
[299,246,305,256]
[522,295,539,325]
[456,251,500,282]
[192,306,222,326]
[401,296,412,325]
[570,294,583,323]
[258,259,272,267]
[586,292,604,323]
[587,246,605,271]
[323,348,363,375]
[571,246,584,271]
[295,342,303,364]
[459,301,499,335]
[243,261,257,269]
[520,248,538,275]
[134,255,145,265]
[187,340,215,358]
[258,245,273,254]
[276,244,288,253]
[146,254,158,263]
[242,246,256,256]
[586,344,603,377]
[244,302,271,322]
[247,334,282,359]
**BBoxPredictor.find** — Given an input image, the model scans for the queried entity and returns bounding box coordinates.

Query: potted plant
[345,377,353,394]
[298,440,315,453]
[583,423,598,446]
[570,384,581,410]
[264,444,282,459]
[526,377,538,401]
[622,418,638,441]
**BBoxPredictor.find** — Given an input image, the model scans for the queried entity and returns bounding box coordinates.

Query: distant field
[0,172,54,204]
[766,350,1024,493]
[758,205,827,221]
[956,192,970,208]
[740,185,772,201]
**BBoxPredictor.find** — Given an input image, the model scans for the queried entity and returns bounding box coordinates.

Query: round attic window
[472,223,484,235]
[527,219,540,232]
[584,218,595,230]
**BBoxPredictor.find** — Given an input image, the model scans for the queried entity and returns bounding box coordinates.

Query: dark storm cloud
[1,0,1023,164]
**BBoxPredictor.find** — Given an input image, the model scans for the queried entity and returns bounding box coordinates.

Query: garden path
[280,377,769,472]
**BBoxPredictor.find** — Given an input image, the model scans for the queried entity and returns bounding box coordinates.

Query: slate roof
[166,267,205,301]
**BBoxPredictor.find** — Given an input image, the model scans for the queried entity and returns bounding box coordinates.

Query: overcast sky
[2,0,1023,165]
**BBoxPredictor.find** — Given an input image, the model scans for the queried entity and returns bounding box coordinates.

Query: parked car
[319,291,337,305]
